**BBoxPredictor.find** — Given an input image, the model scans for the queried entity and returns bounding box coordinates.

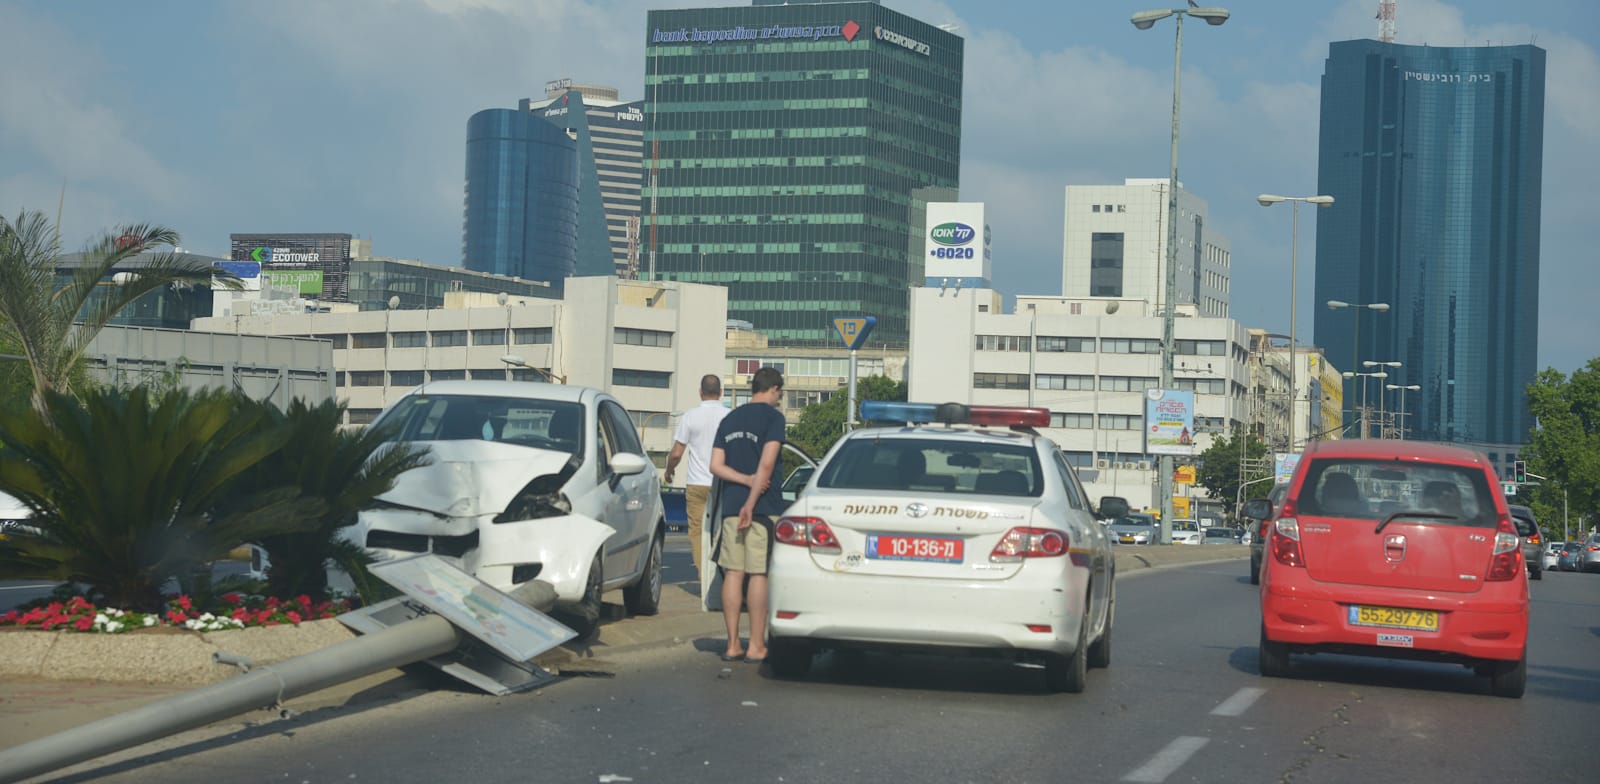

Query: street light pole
[1257,194,1333,453]
[1385,383,1419,440]
[1363,361,1401,437]
[1326,300,1389,437]
[1133,3,1229,543]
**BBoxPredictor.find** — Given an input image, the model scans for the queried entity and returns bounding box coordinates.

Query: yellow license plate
[1349,604,1438,632]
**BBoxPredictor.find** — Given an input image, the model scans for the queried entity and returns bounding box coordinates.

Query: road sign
[832,316,877,351]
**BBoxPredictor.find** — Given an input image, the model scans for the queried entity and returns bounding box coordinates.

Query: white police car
[766,402,1116,692]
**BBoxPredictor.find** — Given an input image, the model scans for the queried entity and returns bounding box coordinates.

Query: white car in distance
[342,381,665,637]
[766,401,1116,693]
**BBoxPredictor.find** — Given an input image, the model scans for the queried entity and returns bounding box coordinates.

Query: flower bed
[0,593,352,634]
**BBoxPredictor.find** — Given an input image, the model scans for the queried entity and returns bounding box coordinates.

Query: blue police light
[859,401,1051,428]
[860,401,938,423]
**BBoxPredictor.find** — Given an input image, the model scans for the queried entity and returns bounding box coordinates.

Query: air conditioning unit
[1119,462,1138,470]
[1139,461,1153,471]
[1095,459,1111,470]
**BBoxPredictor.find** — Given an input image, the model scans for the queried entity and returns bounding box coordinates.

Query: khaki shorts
[717,516,771,575]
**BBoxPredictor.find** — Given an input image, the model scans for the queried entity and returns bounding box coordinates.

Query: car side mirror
[610,452,651,477]
[1241,498,1272,521]
[1097,496,1130,520]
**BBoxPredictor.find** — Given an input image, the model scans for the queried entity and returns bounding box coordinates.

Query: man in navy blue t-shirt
[709,366,787,663]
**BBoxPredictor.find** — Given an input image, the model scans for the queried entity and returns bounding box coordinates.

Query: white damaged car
[340,381,665,637]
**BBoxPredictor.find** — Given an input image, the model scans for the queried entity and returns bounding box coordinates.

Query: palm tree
[0,210,240,412]
[238,398,430,599]
[0,386,325,611]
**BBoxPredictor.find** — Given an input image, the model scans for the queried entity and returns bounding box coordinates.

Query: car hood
[374,440,577,518]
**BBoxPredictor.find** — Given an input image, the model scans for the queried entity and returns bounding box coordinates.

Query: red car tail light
[774,516,840,554]
[990,528,1069,562]
[1271,517,1304,568]
[1487,515,1522,581]
[1528,532,1542,545]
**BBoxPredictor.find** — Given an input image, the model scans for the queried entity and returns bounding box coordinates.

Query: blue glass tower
[462,109,580,283]
[1313,40,1545,447]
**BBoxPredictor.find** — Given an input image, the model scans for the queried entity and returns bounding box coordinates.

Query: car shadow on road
[756,649,1089,696]
[1223,645,1560,699]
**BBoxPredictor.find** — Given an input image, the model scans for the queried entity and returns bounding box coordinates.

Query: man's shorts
[717,515,771,575]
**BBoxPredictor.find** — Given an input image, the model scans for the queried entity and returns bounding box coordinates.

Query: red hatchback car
[1251,440,1529,698]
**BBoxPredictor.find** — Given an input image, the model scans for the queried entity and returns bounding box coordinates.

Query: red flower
[295,595,313,609]
[265,597,281,609]
[255,610,274,624]
[232,608,250,621]
[45,602,63,614]
[73,617,93,632]
[222,593,243,606]
[166,610,188,624]
[285,610,303,624]
[175,595,193,611]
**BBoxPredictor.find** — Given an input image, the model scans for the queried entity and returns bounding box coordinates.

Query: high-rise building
[522,81,648,278]
[1061,179,1230,318]
[1313,40,1545,451]
[643,1,963,347]
[462,109,579,284]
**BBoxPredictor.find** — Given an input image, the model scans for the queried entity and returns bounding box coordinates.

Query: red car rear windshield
[1295,458,1499,528]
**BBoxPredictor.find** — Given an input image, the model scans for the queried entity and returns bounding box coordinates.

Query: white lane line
[0,584,58,592]
[1122,736,1210,783]
[1210,686,1267,717]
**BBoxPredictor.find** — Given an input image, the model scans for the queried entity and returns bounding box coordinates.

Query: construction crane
[1377,0,1396,43]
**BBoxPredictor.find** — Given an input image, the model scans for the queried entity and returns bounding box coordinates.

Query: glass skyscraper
[643,0,963,346]
[1313,40,1544,447]
[462,109,580,284]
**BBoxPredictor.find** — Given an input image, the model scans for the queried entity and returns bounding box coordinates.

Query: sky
[1,0,1595,373]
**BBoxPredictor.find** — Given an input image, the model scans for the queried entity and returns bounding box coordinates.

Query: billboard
[1144,388,1196,456]
[263,269,324,294]
[230,233,351,301]
[1274,452,1302,485]
[924,202,991,285]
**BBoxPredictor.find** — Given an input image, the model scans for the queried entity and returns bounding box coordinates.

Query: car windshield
[372,394,585,456]
[1110,517,1153,529]
[816,437,1043,497]
[1295,458,1498,528]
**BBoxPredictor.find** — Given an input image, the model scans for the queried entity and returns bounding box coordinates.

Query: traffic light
[1513,460,1527,484]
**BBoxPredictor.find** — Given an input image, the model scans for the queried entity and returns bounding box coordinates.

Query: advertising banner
[1274,452,1302,485]
[924,202,991,284]
[1175,465,1197,485]
[263,269,324,295]
[1144,389,1196,456]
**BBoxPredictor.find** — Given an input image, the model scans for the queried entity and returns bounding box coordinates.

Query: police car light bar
[860,401,1050,428]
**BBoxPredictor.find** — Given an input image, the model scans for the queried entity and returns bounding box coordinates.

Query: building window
[1100,375,1159,392]
[471,329,506,346]
[1037,336,1095,353]
[349,371,385,387]
[1090,232,1125,298]
[392,331,427,348]
[1173,378,1225,394]
[1051,412,1094,428]
[348,409,381,426]
[431,330,467,347]
[1195,416,1226,432]
[351,333,386,349]
[429,369,465,381]
[1092,204,1101,213]
[786,389,832,409]
[615,328,674,348]
[614,368,671,388]
[469,368,506,380]
[1101,337,1162,354]
[1036,374,1095,391]
[323,334,347,350]
[389,370,424,387]
[974,373,1028,390]
[975,334,1032,352]
[509,368,545,382]
[513,327,553,345]
[1176,339,1227,356]
[735,359,784,375]
[1100,414,1140,430]
[335,371,346,387]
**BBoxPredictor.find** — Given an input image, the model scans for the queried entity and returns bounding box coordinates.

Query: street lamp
[1384,383,1419,440]
[500,354,565,384]
[1342,371,1388,437]
[1257,193,1334,454]
[1326,299,1389,436]
[1133,3,1230,544]
[1363,360,1402,437]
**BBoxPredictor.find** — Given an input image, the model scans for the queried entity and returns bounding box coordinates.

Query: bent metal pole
[0,614,460,783]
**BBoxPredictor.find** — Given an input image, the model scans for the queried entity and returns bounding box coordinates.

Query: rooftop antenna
[1377,0,1396,43]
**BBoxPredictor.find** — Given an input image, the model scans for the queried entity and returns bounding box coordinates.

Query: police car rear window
[817,438,1043,497]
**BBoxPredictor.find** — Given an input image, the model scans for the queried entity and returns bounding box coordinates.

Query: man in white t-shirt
[665,374,729,576]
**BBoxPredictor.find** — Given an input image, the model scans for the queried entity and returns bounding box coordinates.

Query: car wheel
[1529,565,1542,581]
[767,640,812,679]
[1249,552,1261,586]
[1258,624,1290,678]
[1045,603,1091,693]
[1489,651,1527,698]
[624,532,663,616]
[559,551,605,640]
[1087,584,1113,669]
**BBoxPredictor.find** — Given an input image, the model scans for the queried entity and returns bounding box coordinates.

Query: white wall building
[1062,178,1231,319]
[192,277,727,456]
[908,288,1252,514]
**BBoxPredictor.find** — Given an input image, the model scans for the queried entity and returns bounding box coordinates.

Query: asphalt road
[29,551,1597,784]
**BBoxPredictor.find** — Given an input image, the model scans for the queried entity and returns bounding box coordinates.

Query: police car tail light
[775,516,840,554]
[1487,515,1522,581]
[990,527,1069,562]
[859,401,1050,428]
[1271,500,1304,568]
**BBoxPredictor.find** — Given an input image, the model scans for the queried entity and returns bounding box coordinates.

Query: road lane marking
[0,584,58,591]
[1210,686,1266,717]
[1122,736,1209,783]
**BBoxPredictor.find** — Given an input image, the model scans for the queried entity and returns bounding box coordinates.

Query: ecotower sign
[652,19,860,45]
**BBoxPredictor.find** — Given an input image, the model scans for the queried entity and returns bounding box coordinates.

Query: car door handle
[626,499,643,511]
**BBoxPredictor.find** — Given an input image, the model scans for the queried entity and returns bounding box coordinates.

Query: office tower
[644,1,963,346]
[1062,179,1231,318]
[462,109,579,283]
[1314,40,1544,448]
